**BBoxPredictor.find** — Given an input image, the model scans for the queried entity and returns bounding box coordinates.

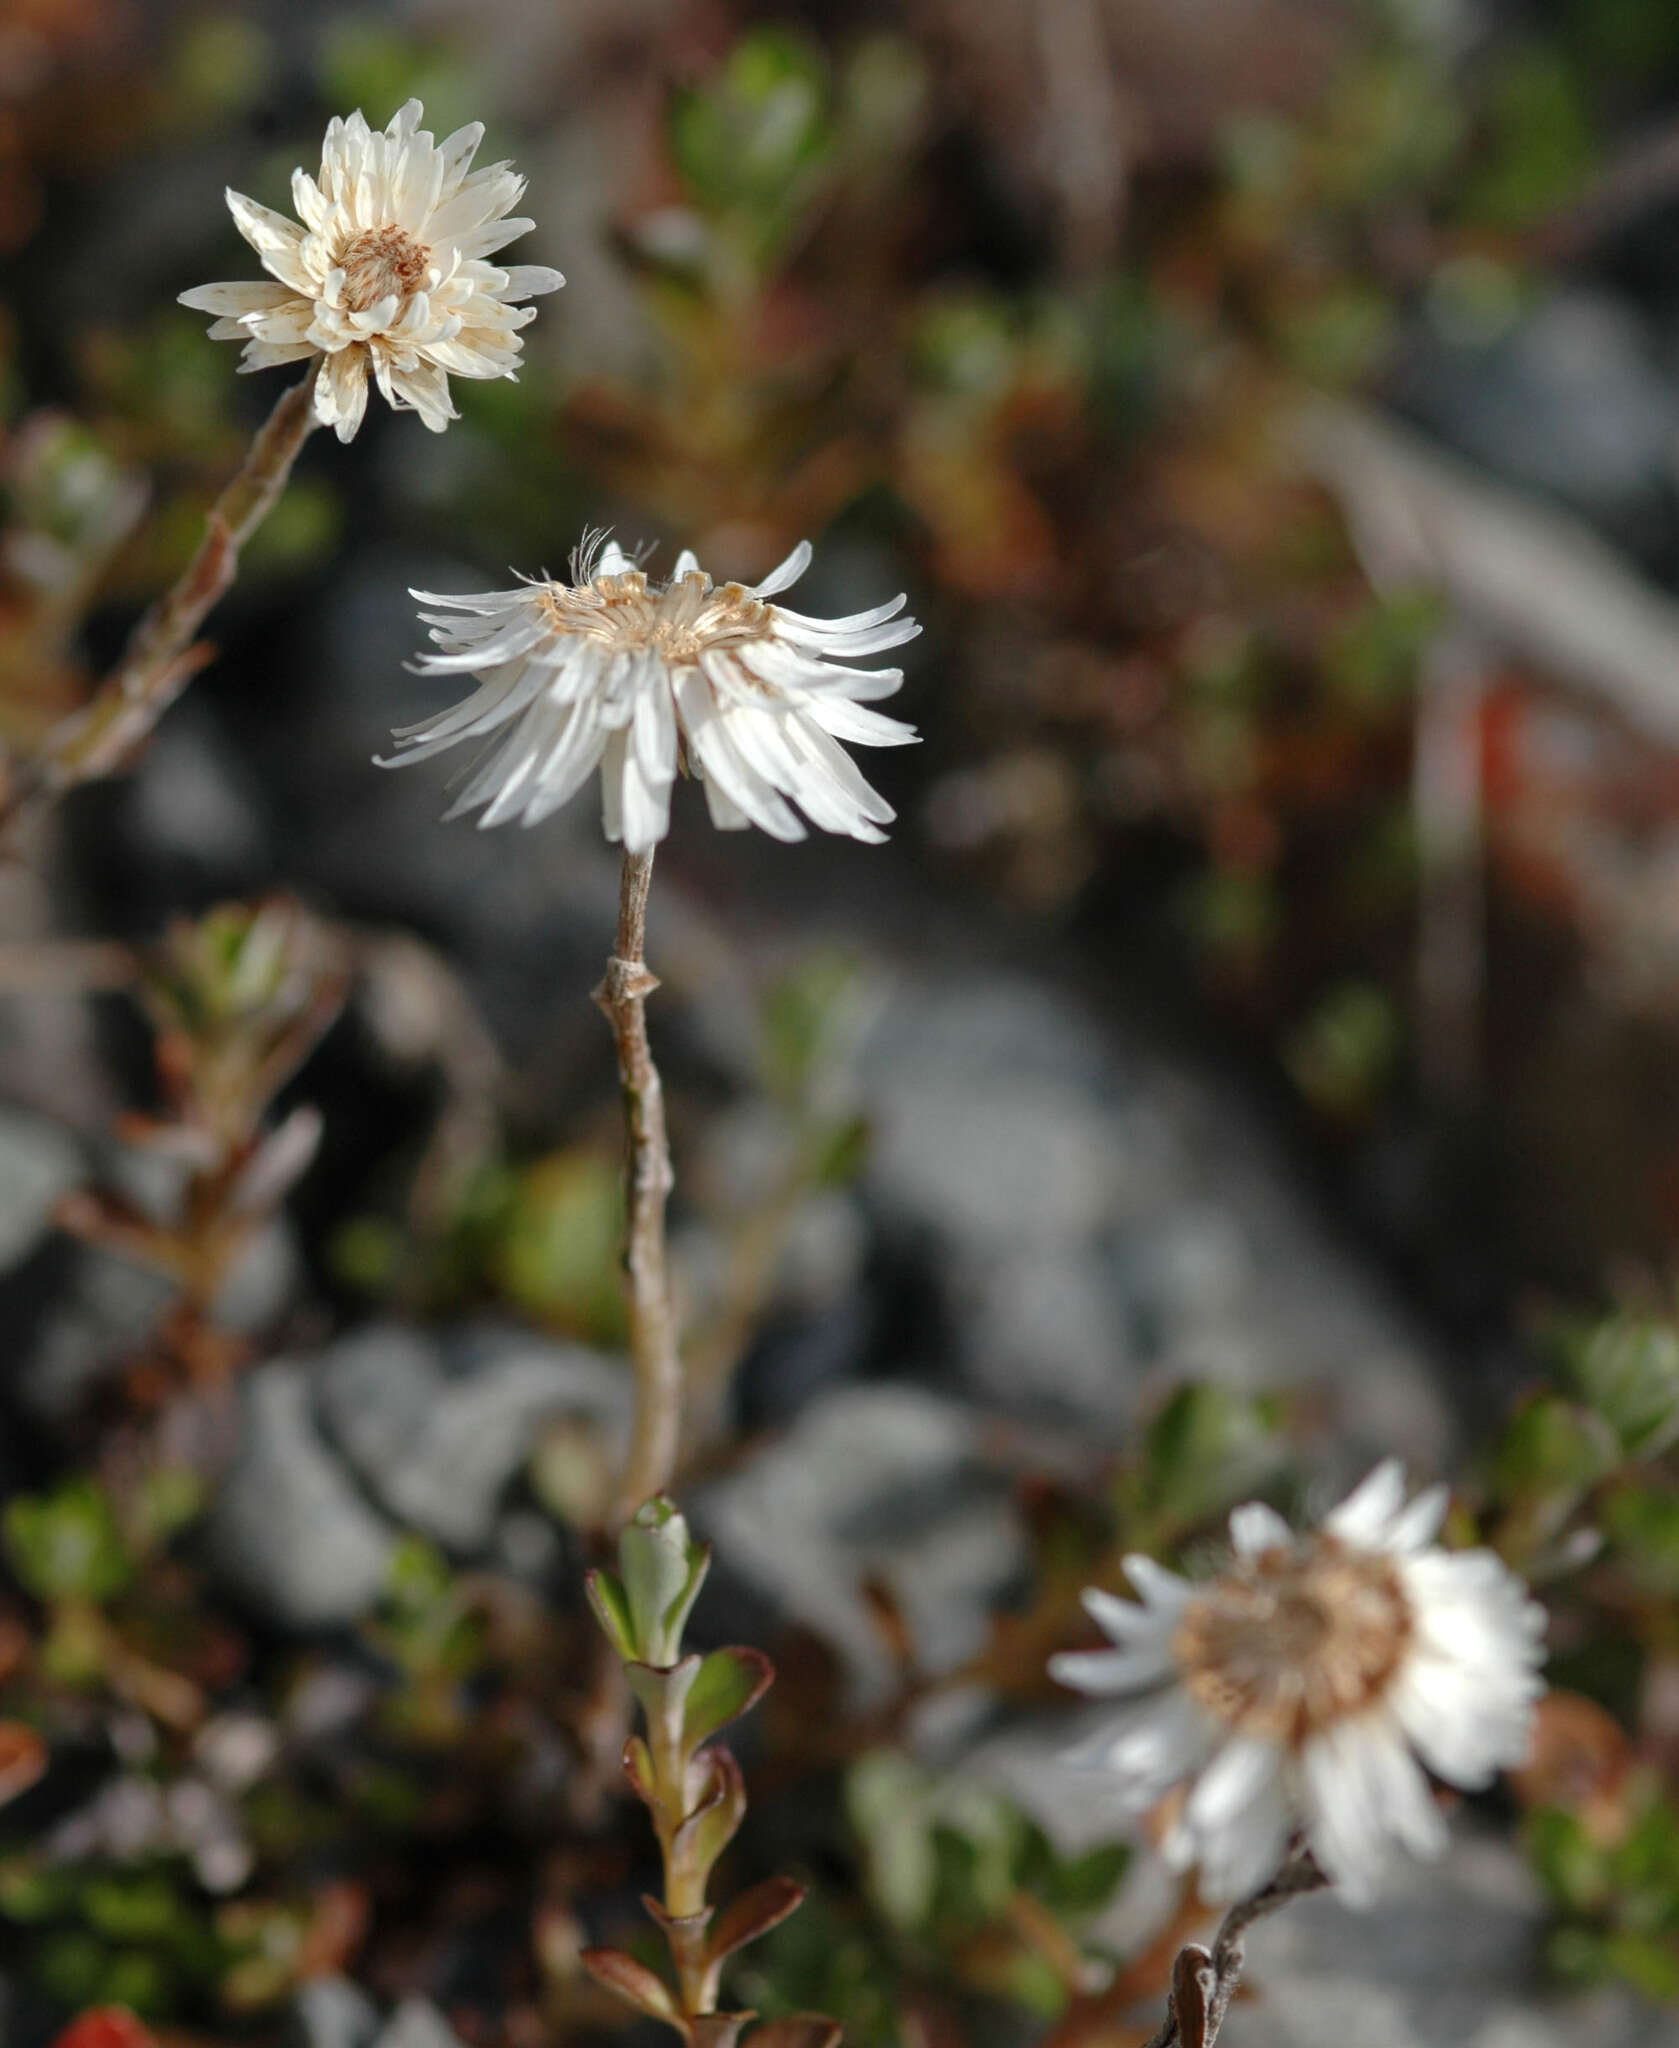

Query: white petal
[494,264,565,298]
[1326,1460,1408,1547]
[1185,1737,1280,1833]
[750,540,813,599]
[316,347,369,442]
[1049,1642,1176,1696]
[1191,1761,1293,1901]
[1123,1555,1192,1614]
[1301,1724,1390,1906]
[224,189,314,294]
[180,279,300,317]
[1383,1484,1449,1554]
[1229,1502,1293,1556]
[1081,1586,1171,1645]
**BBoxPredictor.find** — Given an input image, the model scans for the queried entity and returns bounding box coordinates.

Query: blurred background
[3,0,1679,2042]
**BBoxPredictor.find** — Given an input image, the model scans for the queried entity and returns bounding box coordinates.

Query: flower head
[381,533,920,851]
[179,100,563,442]
[1050,1462,1546,1905]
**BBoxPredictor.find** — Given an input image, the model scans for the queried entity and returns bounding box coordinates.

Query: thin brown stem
[595,847,682,1525]
[1142,1844,1329,2048]
[0,362,322,843]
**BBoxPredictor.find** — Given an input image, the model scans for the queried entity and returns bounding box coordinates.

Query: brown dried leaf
[1508,1688,1631,1845]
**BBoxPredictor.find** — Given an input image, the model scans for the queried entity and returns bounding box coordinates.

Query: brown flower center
[1171,1535,1412,1743]
[538,570,776,671]
[338,226,431,315]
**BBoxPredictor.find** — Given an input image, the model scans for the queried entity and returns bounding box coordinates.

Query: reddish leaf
[749,2018,843,2048]
[707,1876,806,1965]
[582,1946,684,2031]
[1508,1689,1631,1845]
[691,2015,753,2048]
[0,1722,46,1806]
[49,2013,159,2048]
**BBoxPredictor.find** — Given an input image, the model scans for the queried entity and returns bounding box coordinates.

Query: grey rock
[291,1979,381,2048]
[867,1069,1118,1245]
[0,1106,80,1272]
[854,973,1450,1469]
[212,1218,303,1336]
[694,1384,1027,1706]
[18,1244,177,1421]
[950,1241,1137,1420]
[121,705,272,902]
[1237,1830,1679,2048]
[290,1987,470,2048]
[374,2003,469,2048]
[208,1364,397,1628]
[1397,291,1679,540]
[313,1319,628,1552]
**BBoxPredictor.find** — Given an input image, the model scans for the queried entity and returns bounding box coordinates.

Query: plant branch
[595,847,682,1525]
[1141,1844,1329,2048]
[0,362,322,843]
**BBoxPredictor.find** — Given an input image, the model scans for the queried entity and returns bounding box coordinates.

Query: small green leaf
[585,1569,637,1663]
[623,1735,656,1805]
[619,1499,710,1667]
[1601,1485,1679,1592]
[1138,1383,1285,1536]
[847,1751,937,1931]
[1567,1318,1679,1458]
[4,1480,134,1604]
[684,1647,774,1749]
[674,1749,748,1877]
[490,1148,627,1344]
[668,29,832,236]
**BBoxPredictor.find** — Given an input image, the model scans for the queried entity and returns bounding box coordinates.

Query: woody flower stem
[595,847,682,1525]
[0,362,321,842]
[1142,1843,1329,2048]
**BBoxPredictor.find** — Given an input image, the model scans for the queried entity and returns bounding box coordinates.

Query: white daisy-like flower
[179,99,563,443]
[380,533,920,852]
[1050,1461,1546,1906]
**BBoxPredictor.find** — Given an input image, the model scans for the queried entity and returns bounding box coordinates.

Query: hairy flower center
[338,226,430,314]
[538,571,776,669]
[1172,1536,1412,1743]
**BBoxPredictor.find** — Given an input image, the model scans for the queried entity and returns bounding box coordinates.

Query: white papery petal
[1055,1461,1545,1911]
[1123,1555,1193,1614]
[386,541,916,845]
[1048,1642,1176,1695]
[183,102,561,438]
[1229,1502,1293,1555]
[1326,1459,1408,1546]
[750,540,813,598]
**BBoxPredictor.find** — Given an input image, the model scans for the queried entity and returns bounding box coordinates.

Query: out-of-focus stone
[694,1384,1027,1706]
[0,1107,80,1272]
[313,1319,628,1553]
[855,972,1451,1471]
[208,1364,396,1628]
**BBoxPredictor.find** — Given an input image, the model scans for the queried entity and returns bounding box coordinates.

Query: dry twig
[1141,1845,1329,2048]
[595,848,682,1524]
[0,363,321,843]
